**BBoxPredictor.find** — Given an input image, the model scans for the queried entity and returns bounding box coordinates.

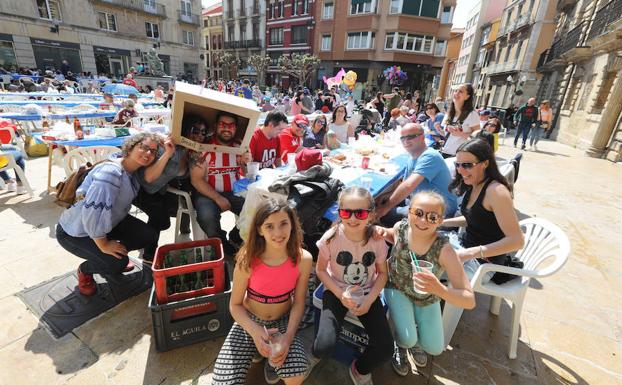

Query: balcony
[541,22,591,66]
[178,11,200,26]
[224,39,262,49]
[487,60,519,75]
[557,0,578,11]
[587,0,622,41]
[92,0,166,18]
[514,14,532,30]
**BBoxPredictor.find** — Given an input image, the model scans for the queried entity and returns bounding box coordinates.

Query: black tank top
[460,179,506,264]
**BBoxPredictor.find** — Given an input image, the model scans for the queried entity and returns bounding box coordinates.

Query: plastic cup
[360,176,372,191]
[348,137,356,147]
[267,331,284,367]
[412,260,434,295]
[287,153,297,169]
[247,162,260,182]
[343,285,364,306]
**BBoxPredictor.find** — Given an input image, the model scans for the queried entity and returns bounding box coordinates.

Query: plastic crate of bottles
[152,239,226,304]
[149,264,233,352]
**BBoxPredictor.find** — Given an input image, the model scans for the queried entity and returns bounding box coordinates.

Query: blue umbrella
[102,83,139,95]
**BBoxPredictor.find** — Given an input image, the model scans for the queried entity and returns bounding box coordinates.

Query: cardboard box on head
[171,82,261,154]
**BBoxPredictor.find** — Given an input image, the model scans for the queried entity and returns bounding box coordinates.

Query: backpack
[54,160,110,208]
[287,177,344,257]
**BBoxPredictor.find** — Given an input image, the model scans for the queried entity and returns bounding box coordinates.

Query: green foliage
[278,53,321,87]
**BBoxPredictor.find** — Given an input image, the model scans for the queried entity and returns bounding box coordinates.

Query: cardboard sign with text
[170,81,260,154]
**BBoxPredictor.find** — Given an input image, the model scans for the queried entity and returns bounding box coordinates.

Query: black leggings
[56,215,158,275]
[313,290,393,375]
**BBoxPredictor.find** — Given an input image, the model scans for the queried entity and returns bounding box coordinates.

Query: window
[504,44,512,62]
[292,0,298,15]
[97,12,117,31]
[321,34,332,51]
[180,0,191,16]
[384,32,434,53]
[204,19,208,27]
[183,30,194,45]
[347,31,375,49]
[206,36,210,50]
[440,6,451,23]
[291,25,308,44]
[227,24,234,42]
[37,0,61,20]
[269,3,274,18]
[269,27,284,45]
[240,24,246,41]
[350,0,375,15]
[252,21,259,41]
[434,39,446,56]
[514,40,523,60]
[279,1,284,17]
[402,0,440,18]
[323,2,334,18]
[389,0,402,13]
[504,9,513,29]
[593,71,616,112]
[145,22,160,39]
[301,0,309,14]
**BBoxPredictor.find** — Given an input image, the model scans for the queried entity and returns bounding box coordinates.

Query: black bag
[490,255,524,285]
[287,177,344,257]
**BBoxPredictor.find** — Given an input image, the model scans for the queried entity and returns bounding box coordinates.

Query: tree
[247,53,271,87]
[278,53,321,88]
[215,51,239,80]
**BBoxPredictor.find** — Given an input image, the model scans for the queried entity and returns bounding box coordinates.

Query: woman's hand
[413,269,444,296]
[98,239,128,259]
[162,136,175,158]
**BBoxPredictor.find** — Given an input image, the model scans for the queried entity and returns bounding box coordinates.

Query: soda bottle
[206,245,214,260]
[73,116,81,135]
[195,247,203,263]
[194,271,204,290]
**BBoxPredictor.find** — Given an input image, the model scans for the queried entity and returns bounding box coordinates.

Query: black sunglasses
[338,208,371,220]
[400,133,423,142]
[454,161,482,170]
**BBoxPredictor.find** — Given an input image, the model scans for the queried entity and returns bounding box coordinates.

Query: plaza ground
[1,138,621,385]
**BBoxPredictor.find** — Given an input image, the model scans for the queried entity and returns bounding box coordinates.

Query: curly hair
[121,132,160,157]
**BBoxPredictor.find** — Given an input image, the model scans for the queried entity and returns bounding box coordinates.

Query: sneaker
[123,260,135,272]
[264,361,280,385]
[391,345,410,377]
[15,185,28,195]
[349,360,373,385]
[6,181,17,192]
[77,267,97,296]
[521,144,526,150]
[408,345,428,368]
[513,143,517,148]
[251,350,264,364]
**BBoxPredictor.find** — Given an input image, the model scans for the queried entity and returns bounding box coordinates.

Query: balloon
[342,70,357,91]
[323,68,346,89]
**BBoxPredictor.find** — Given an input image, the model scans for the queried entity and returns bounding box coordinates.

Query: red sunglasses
[338,208,371,220]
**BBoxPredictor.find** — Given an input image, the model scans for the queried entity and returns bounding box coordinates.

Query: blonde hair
[410,190,446,218]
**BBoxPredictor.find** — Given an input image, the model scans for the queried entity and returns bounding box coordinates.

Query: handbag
[490,255,524,285]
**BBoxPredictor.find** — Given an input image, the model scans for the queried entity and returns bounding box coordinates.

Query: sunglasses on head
[338,208,371,220]
[409,207,442,224]
[454,161,482,169]
[400,133,423,142]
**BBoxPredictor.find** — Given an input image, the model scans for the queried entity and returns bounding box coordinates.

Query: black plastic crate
[149,264,233,352]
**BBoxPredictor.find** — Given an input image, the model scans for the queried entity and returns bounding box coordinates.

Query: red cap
[293,114,309,127]
[295,148,323,171]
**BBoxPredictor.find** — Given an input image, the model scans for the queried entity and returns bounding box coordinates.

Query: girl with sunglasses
[212,198,312,385]
[443,138,524,282]
[303,115,328,149]
[312,187,393,385]
[381,191,474,375]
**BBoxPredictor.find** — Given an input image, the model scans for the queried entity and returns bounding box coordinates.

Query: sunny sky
[201,0,479,27]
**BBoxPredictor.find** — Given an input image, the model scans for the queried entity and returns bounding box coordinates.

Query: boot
[77,267,97,296]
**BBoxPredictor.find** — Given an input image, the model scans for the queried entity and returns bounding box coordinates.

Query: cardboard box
[170,81,260,154]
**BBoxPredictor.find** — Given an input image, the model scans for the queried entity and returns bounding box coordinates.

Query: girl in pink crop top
[211,199,313,385]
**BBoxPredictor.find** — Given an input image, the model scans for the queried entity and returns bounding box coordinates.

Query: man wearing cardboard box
[190,112,246,255]
[249,111,288,169]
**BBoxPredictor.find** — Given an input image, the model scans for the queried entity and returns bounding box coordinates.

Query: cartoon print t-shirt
[316,224,388,292]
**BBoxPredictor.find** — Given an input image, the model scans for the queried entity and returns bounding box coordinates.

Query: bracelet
[479,245,484,259]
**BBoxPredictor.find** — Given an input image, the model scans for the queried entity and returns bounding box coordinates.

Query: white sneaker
[349,360,373,385]
[7,181,17,192]
[16,185,28,195]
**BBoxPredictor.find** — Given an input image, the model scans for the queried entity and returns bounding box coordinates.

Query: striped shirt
[201,139,241,193]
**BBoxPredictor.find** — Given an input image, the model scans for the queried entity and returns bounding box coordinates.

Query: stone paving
[1,138,621,385]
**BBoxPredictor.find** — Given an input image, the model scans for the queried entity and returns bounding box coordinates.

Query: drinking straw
[410,251,422,273]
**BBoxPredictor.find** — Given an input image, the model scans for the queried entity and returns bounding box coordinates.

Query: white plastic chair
[499,125,508,145]
[167,186,205,243]
[63,146,121,176]
[442,217,570,359]
[0,151,34,197]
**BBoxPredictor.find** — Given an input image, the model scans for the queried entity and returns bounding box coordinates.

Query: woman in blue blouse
[56,133,160,296]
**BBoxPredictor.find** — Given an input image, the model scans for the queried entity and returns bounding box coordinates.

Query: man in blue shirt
[377,122,457,227]
[234,78,253,99]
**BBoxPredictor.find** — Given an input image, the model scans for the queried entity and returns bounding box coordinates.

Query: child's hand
[413,269,444,296]
[351,297,372,317]
[372,226,386,240]
[269,334,291,367]
[340,291,358,310]
[252,328,272,358]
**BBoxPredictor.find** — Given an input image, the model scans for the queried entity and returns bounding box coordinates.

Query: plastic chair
[0,150,34,197]
[442,217,570,359]
[499,125,508,145]
[62,146,121,177]
[167,186,205,243]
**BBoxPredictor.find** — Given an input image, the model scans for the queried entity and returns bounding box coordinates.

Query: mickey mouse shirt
[316,224,388,293]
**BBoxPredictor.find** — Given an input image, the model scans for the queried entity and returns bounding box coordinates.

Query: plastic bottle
[42,117,49,131]
[73,116,81,135]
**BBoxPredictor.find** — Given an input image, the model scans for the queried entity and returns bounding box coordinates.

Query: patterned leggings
[212,312,309,385]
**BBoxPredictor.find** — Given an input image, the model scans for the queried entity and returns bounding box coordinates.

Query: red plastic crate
[153,239,226,304]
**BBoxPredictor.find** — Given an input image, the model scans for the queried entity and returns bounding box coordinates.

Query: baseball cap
[293,114,309,128]
[295,148,323,171]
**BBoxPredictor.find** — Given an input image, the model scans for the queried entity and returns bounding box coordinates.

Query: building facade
[314,0,456,99]
[265,0,315,89]
[477,0,556,111]
[450,0,504,93]
[222,0,264,80]
[202,3,224,80]
[438,27,463,99]
[536,0,622,162]
[473,17,500,107]
[0,0,203,80]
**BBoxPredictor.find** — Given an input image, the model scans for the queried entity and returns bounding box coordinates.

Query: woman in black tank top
[442,139,524,265]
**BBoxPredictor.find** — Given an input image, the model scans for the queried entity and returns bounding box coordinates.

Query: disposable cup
[412,260,434,295]
[348,137,356,147]
[343,285,364,306]
[247,162,260,182]
[360,176,372,191]
[267,331,284,367]
[287,153,297,169]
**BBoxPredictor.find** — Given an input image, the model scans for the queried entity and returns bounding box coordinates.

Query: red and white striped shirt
[201,140,242,193]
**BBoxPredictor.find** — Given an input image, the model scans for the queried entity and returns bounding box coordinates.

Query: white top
[442,110,479,155]
[329,122,349,143]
